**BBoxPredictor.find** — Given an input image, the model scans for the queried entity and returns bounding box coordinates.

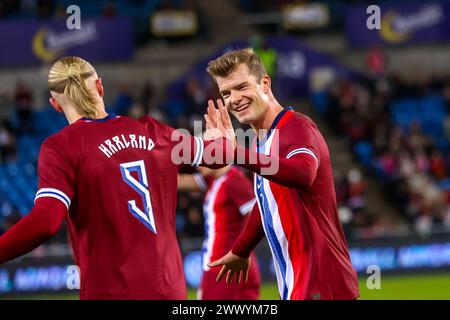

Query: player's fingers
[206,101,214,124]
[237,270,243,284]
[208,257,223,268]
[244,268,249,283]
[215,108,222,125]
[216,98,224,109]
[218,99,233,130]
[216,265,227,282]
[226,270,235,284]
[207,100,218,125]
[204,114,211,128]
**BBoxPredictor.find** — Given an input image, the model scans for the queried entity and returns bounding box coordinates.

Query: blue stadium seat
[354,141,373,168]
[311,91,329,115]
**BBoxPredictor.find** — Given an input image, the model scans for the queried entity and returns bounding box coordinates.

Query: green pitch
[4,273,450,300]
[187,272,450,300]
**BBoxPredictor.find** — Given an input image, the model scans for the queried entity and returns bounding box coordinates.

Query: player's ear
[49,97,63,113]
[261,75,271,95]
[96,78,104,98]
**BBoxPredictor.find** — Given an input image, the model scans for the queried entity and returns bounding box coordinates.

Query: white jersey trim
[286,147,318,166]
[193,173,207,191]
[239,199,256,215]
[35,188,71,210]
[192,137,204,167]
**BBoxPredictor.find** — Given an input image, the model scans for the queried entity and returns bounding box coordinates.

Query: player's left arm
[235,142,319,189]
[226,170,256,216]
[0,198,66,264]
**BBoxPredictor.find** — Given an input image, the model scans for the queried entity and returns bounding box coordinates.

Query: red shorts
[198,254,261,300]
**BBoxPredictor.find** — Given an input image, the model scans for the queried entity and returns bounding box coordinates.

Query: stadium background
[0,0,450,299]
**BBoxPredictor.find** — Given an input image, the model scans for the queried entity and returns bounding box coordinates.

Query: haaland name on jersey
[98,134,155,158]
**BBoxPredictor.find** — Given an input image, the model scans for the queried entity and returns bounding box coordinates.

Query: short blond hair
[207,48,267,82]
[48,56,98,119]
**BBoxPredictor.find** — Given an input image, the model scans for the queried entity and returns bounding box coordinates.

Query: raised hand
[204,99,236,149]
[208,251,250,284]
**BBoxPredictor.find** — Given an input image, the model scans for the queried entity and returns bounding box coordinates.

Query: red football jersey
[194,167,256,270]
[249,107,359,300]
[35,113,205,299]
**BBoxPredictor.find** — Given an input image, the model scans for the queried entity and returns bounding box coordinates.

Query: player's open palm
[204,99,236,150]
[208,251,250,284]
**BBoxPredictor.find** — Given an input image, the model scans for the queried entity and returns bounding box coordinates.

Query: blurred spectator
[251,35,278,79]
[14,80,33,134]
[140,80,155,115]
[37,0,53,19]
[53,4,67,20]
[429,149,447,180]
[183,206,204,238]
[103,2,117,18]
[346,168,367,212]
[113,84,134,116]
[185,77,207,117]
[366,46,387,77]
[0,120,16,163]
[0,86,12,120]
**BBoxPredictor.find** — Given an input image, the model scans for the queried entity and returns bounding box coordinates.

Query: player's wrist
[231,247,250,259]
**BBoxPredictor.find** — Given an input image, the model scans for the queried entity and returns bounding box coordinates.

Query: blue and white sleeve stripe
[286,147,318,166]
[192,136,204,167]
[34,188,71,210]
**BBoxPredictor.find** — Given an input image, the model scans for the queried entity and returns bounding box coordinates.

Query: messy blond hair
[48,56,98,119]
[207,48,267,82]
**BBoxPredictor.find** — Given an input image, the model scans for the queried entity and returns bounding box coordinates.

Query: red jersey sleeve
[34,138,76,210]
[283,116,320,173]
[0,198,66,264]
[235,115,321,188]
[231,204,264,258]
[225,169,256,215]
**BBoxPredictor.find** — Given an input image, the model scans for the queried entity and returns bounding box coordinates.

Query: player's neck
[65,104,108,124]
[251,103,284,140]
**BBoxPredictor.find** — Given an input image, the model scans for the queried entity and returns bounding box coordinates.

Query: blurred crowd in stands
[3,73,450,243]
[3,68,450,241]
[316,73,450,236]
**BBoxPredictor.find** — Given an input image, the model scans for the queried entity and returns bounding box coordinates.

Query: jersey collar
[257,106,293,147]
[78,113,118,123]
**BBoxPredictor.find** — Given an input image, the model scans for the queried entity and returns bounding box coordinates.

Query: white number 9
[119,160,156,234]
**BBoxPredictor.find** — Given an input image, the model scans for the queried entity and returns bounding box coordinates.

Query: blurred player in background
[0,56,231,299]
[205,48,360,300]
[178,132,260,299]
